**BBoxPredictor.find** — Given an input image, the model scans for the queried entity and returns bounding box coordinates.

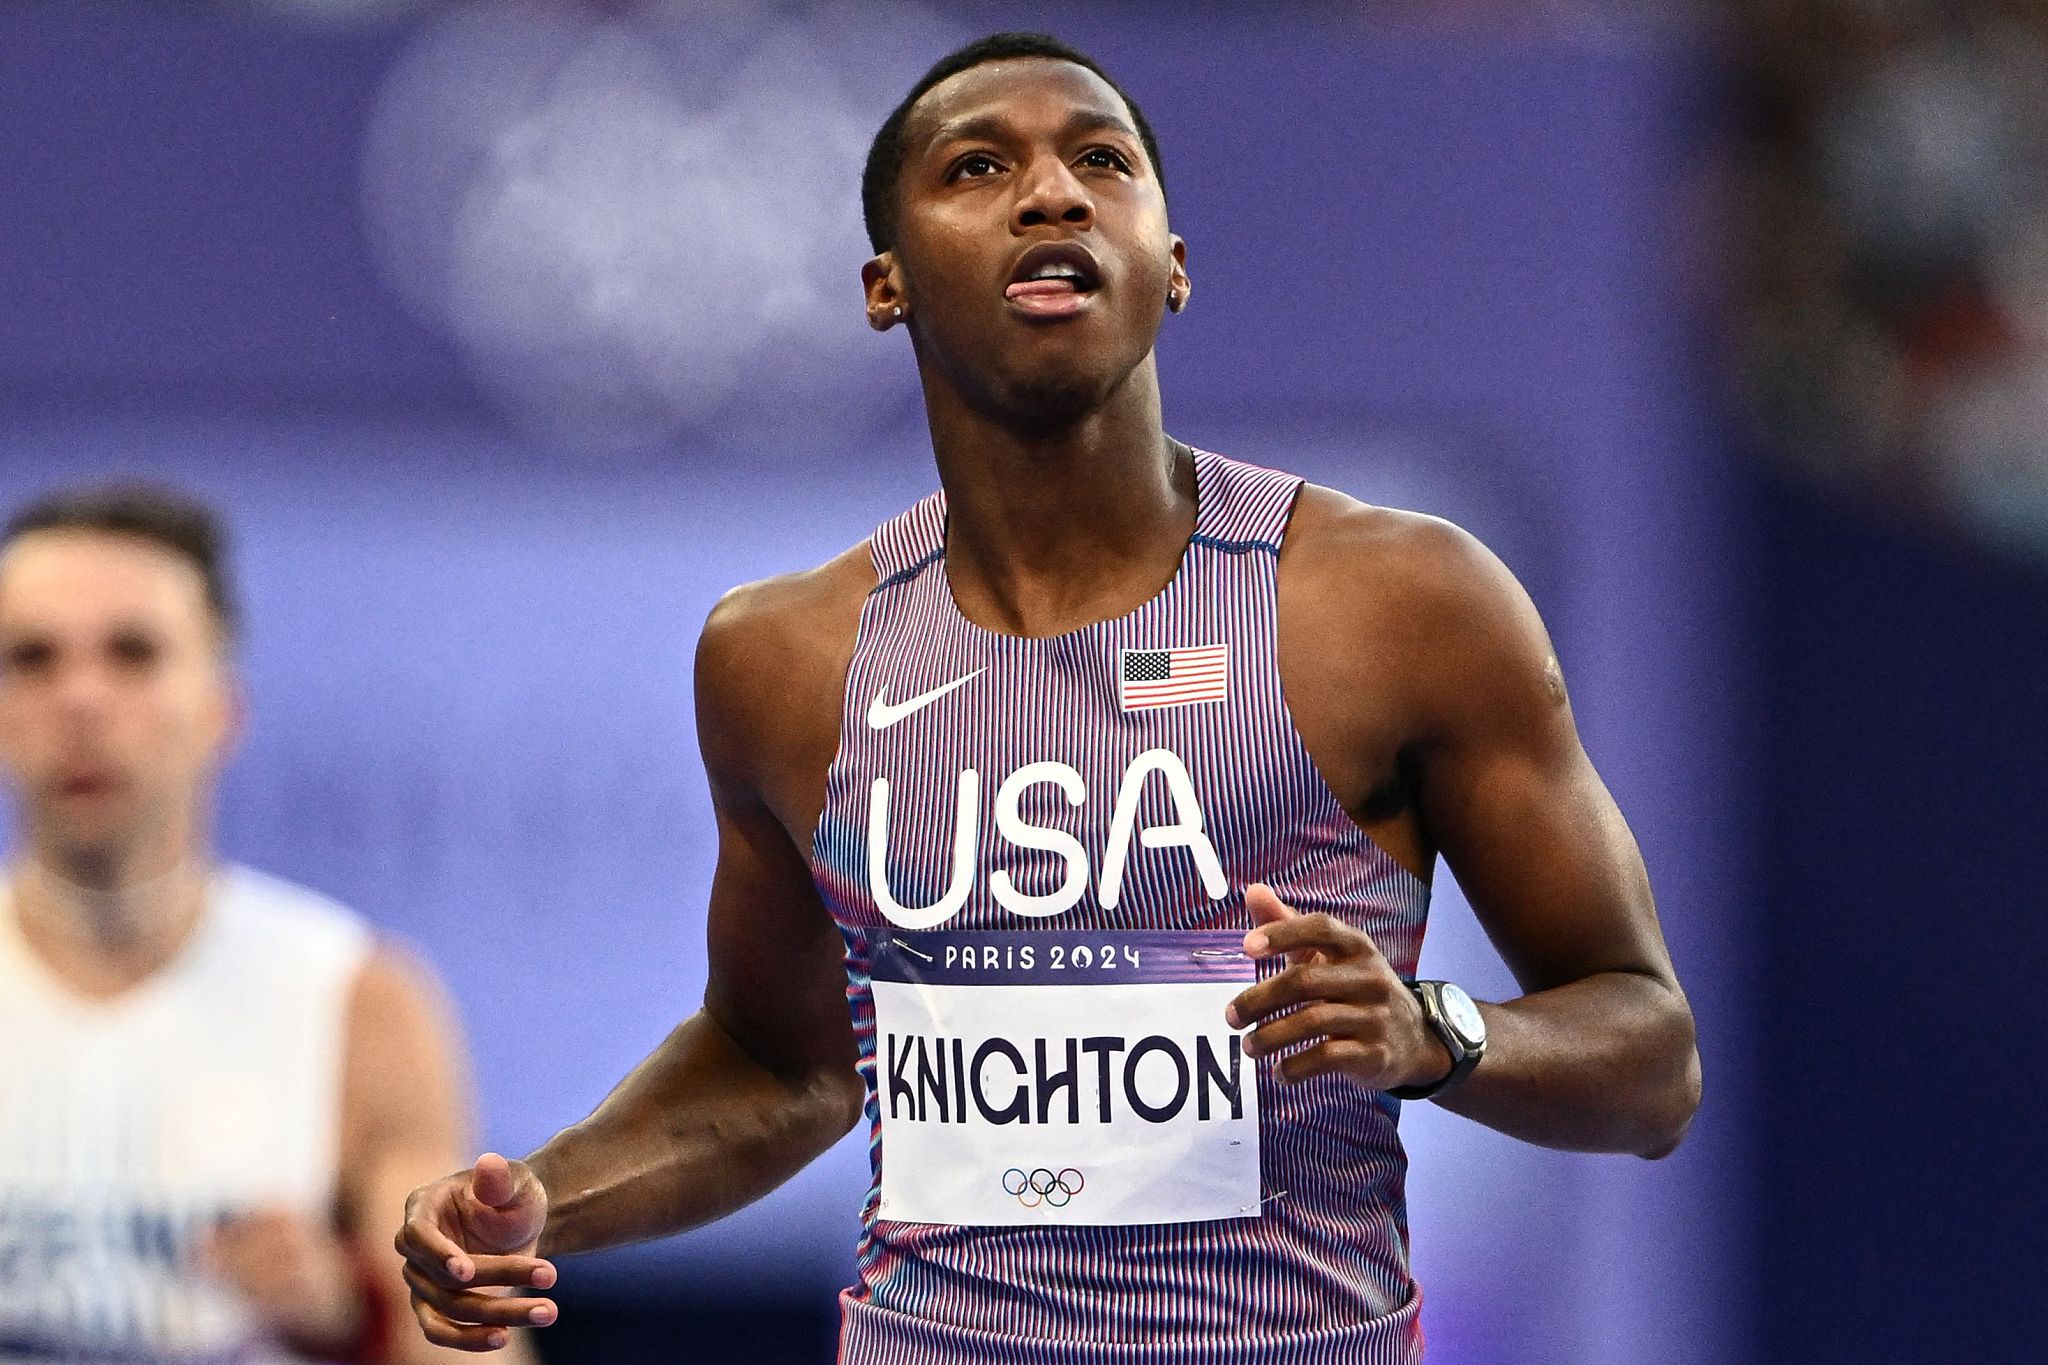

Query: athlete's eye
[107,631,162,671]
[1,639,53,677]
[1079,147,1133,173]
[948,152,1001,182]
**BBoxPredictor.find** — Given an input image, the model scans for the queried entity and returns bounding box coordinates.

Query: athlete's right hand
[395,1152,558,1351]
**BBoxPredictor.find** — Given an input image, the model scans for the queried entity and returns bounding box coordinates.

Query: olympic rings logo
[1002,1167,1085,1208]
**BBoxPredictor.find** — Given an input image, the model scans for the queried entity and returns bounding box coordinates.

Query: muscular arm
[395,554,870,1349]
[524,808,862,1255]
[521,557,869,1256]
[1412,529,1698,1157]
[1279,492,1700,1158]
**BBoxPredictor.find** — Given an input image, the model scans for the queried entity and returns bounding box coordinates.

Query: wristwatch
[1386,979,1487,1101]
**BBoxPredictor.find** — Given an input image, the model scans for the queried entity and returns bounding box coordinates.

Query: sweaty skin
[397,55,1700,1350]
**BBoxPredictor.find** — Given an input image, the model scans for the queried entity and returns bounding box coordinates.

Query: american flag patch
[1119,644,1230,711]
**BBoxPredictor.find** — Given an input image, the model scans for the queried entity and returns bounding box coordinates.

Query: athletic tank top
[0,866,371,1363]
[812,450,1431,1364]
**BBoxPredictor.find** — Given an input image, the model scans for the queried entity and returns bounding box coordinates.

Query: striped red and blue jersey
[808,449,1431,1364]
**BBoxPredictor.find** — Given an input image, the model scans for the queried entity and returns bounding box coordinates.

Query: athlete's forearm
[524,1010,862,1257]
[1431,970,1699,1158]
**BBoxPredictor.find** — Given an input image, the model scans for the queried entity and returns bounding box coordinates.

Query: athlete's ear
[862,251,909,331]
[1166,235,1191,315]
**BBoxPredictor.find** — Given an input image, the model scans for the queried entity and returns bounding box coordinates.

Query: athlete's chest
[818,607,1328,930]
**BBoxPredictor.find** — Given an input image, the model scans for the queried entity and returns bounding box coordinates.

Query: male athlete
[398,33,1700,1363]
[0,486,533,1365]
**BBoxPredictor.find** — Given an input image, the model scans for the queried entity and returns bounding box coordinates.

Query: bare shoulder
[1284,484,1520,614]
[695,542,876,796]
[1281,484,1564,738]
[344,942,465,1088]
[347,940,457,1034]
[341,941,470,1156]
[701,542,874,655]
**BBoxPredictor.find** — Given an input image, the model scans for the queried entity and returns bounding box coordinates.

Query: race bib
[869,928,1261,1227]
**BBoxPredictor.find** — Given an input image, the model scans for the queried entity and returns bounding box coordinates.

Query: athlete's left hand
[1225,883,1453,1091]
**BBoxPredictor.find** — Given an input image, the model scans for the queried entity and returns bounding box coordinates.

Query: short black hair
[861,31,1167,254]
[3,483,239,639]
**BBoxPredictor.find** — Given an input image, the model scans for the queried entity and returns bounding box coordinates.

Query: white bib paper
[869,928,1261,1227]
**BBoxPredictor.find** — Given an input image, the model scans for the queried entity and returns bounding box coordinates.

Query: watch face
[1439,983,1486,1044]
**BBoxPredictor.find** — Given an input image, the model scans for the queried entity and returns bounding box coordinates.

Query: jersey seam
[870,546,943,595]
[1189,532,1282,555]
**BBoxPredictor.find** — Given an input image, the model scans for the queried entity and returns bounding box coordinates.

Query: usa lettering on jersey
[867,747,1230,928]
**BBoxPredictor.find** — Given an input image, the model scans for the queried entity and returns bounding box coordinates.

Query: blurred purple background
[4,3,2040,1362]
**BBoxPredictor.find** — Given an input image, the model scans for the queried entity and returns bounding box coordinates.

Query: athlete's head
[0,485,240,875]
[859,32,1189,430]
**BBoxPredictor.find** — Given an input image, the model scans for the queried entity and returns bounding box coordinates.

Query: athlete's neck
[8,841,212,999]
[923,359,1194,638]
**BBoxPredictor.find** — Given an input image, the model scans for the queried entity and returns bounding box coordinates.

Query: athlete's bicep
[1410,533,1679,995]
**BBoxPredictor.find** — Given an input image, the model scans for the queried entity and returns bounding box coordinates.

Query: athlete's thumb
[461,1153,547,1256]
[469,1152,524,1211]
[1244,882,1297,928]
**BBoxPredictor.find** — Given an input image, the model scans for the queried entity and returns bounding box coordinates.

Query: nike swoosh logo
[866,669,985,730]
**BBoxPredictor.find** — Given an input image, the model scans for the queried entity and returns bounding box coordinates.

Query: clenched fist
[395,1153,558,1352]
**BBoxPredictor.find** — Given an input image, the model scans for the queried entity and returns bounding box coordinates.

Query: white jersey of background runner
[0,866,369,1364]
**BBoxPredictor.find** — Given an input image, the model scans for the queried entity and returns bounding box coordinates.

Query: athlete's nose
[1013,154,1093,232]
[51,657,116,718]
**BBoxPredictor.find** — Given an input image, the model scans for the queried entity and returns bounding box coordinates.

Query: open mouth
[56,769,120,800]
[1004,242,1102,317]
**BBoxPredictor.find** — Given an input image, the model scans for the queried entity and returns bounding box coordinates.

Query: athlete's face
[867,58,1188,426]
[0,531,236,867]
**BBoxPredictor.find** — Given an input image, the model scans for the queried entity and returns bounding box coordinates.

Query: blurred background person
[1727,4,2048,1357]
[0,486,533,1365]
[1737,0,2048,555]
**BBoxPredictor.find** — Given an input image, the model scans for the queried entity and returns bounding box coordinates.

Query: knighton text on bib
[870,928,1261,1227]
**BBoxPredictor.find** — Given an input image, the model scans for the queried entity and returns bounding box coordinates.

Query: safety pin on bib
[1240,1188,1291,1215]
[1189,948,1252,961]
[891,939,936,964]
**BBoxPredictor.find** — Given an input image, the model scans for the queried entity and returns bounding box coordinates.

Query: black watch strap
[1386,979,1485,1101]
